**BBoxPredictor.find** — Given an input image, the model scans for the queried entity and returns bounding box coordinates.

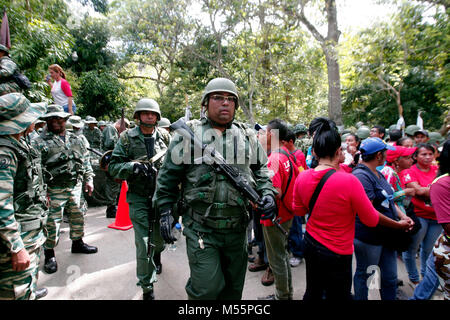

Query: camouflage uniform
[32,106,95,255]
[109,102,171,298]
[83,126,102,151]
[0,93,47,300]
[101,124,121,216]
[0,55,21,96]
[294,136,313,156]
[155,78,276,300]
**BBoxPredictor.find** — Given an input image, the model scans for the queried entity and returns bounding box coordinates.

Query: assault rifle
[144,137,158,258]
[169,119,288,237]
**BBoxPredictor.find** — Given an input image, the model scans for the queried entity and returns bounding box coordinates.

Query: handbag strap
[308,169,336,217]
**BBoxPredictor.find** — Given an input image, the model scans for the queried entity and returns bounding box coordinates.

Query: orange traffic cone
[108,180,133,231]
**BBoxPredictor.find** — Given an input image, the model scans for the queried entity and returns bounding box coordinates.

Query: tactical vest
[182,119,256,230]
[41,131,85,188]
[0,137,48,232]
[123,127,168,197]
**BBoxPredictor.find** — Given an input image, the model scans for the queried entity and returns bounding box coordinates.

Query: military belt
[186,207,246,230]
[20,216,47,232]
[193,202,244,218]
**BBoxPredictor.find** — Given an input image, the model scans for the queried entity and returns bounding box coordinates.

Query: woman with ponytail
[292,117,412,301]
[46,64,76,115]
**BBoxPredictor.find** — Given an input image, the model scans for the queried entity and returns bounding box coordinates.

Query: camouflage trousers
[0,243,41,300]
[44,182,85,249]
[433,233,450,300]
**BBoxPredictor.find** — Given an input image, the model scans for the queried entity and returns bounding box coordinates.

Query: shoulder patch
[0,155,11,169]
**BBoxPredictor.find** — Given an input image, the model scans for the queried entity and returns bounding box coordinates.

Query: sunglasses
[210,94,237,103]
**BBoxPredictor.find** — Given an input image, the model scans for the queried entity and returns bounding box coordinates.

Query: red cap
[386,146,417,163]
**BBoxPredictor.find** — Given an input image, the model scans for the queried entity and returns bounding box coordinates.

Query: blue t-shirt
[352,164,397,245]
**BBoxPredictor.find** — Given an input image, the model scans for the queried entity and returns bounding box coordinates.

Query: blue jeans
[402,217,442,282]
[63,102,76,114]
[410,252,440,300]
[288,216,304,258]
[353,238,398,300]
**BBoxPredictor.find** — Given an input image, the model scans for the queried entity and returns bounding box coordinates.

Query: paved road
[38,205,444,300]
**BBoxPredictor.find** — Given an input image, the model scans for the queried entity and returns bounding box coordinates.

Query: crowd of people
[0,67,448,301]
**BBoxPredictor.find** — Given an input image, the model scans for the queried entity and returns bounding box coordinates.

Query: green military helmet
[0,93,47,135]
[0,44,9,54]
[428,132,444,147]
[293,123,307,135]
[342,128,352,135]
[133,98,161,120]
[356,126,370,139]
[201,78,239,109]
[98,120,106,127]
[158,117,171,128]
[405,124,421,136]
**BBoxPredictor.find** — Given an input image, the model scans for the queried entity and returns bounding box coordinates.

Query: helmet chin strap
[140,122,156,128]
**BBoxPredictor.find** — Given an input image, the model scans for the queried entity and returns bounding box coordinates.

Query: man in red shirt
[258,119,298,300]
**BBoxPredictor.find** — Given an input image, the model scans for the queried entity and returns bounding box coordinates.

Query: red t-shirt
[292,168,379,255]
[60,78,73,97]
[261,146,298,227]
[290,149,307,173]
[403,164,438,220]
[430,175,450,224]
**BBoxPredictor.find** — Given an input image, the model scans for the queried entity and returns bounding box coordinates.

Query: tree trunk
[325,50,342,125]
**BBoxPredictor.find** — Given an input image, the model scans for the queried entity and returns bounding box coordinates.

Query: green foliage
[76,70,127,120]
[341,1,448,130]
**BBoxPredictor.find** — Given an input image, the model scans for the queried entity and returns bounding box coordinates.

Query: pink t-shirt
[403,164,438,220]
[51,78,73,106]
[262,147,298,227]
[292,168,379,255]
[430,175,450,224]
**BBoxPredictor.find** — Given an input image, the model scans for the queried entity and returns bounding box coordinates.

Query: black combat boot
[153,252,162,274]
[35,287,48,300]
[71,239,98,254]
[43,249,57,274]
[106,205,117,218]
[143,290,155,300]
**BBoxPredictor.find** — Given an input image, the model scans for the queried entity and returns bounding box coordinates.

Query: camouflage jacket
[83,127,102,150]
[0,56,20,95]
[32,129,94,189]
[108,126,171,202]
[294,136,313,156]
[0,136,47,255]
[153,117,276,231]
[101,124,119,151]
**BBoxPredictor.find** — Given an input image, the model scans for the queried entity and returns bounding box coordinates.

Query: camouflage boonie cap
[68,115,83,128]
[158,117,171,128]
[85,116,98,124]
[293,123,307,134]
[40,104,70,119]
[0,44,9,54]
[0,93,47,135]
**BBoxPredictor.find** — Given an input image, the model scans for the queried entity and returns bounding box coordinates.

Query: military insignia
[0,156,10,169]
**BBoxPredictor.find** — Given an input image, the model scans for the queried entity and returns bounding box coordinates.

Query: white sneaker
[289,256,303,267]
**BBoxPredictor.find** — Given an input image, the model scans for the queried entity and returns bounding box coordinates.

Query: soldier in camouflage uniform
[0,93,47,300]
[83,116,102,151]
[293,123,312,156]
[32,105,98,275]
[0,45,21,96]
[154,78,277,300]
[109,98,171,300]
[102,119,129,218]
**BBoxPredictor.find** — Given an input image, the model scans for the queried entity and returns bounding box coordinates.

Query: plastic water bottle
[167,222,182,251]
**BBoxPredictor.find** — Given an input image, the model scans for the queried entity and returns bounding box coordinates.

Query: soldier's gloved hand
[160,208,177,244]
[133,162,149,177]
[258,195,277,221]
